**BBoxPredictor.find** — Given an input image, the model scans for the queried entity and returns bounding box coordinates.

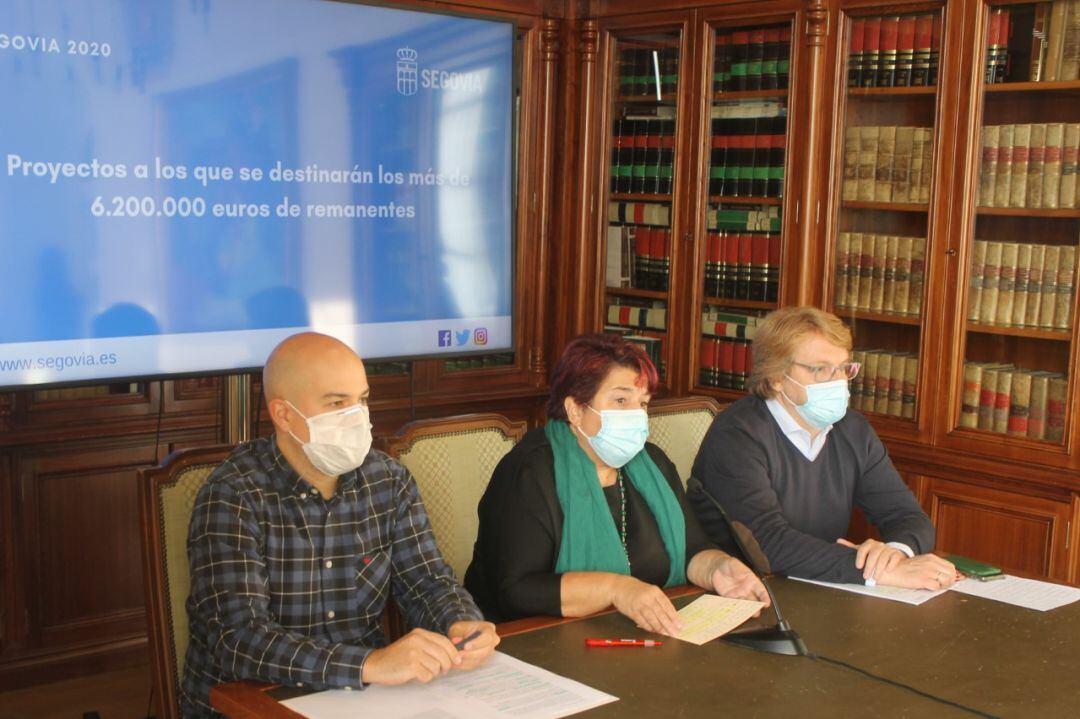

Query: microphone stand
[688,477,808,657]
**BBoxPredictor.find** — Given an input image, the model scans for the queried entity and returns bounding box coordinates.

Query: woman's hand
[610,576,683,636]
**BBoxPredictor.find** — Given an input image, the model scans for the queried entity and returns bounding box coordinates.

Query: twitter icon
[455,329,471,346]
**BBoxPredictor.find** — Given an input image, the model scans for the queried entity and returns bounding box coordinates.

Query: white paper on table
[673,594,766,645]
[281,651,617,719]
[949,575,1080,612]
[790,576,949,605]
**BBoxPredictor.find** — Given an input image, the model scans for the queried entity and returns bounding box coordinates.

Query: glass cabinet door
[602,30,683,382]
[956,1,1080,449]
[694,18,794,397]
[829,7,945,427]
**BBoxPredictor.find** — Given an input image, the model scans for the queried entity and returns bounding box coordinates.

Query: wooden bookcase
[578,0,1080,587]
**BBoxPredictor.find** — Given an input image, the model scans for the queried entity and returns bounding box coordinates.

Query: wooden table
[212,578,1080,718]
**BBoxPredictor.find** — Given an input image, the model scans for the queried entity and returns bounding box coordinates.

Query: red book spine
[699,338,714,386]
[767,233,782,302]
[895,15,916,87]
[718,339,734,388]
[618,305,632,325]
[737,233,753,299]
[912,14,933,86]
[849,18,866,87]
[708,232,722,297]
[862,17,882,88]
[751,234,769,302]
[723,231,739,299]
[650,227,667,291]
[732,341,749,390]
[634,227,650,289]
[878,16,900,87]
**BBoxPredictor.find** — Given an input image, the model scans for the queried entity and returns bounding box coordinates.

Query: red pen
[585,638,663,647]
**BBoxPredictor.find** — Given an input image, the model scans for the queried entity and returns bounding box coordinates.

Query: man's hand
[611,576,683,636]
[361,628,460,685]
[876,554,959,590]
[447,620,499,671]
[709,555,771,611]
[836,538,906,582]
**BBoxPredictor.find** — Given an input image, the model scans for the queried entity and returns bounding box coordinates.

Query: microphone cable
[806,650,1000,719]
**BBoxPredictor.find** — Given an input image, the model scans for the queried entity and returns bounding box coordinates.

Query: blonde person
[689,307,956,590]
[465,333,768,633]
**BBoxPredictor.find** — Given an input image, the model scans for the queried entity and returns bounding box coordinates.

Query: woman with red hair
[464,333,767,631]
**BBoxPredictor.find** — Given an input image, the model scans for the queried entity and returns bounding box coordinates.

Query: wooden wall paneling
[0,453,11,658]
[1070,494,1080,585]
[925,476,1072,582]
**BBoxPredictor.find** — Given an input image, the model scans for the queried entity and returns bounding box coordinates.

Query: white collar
[765,396,833,461]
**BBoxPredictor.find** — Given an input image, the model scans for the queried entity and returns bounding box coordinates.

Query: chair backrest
[647,396,727,487]
[385,413,527,580]
[138,444,234,719]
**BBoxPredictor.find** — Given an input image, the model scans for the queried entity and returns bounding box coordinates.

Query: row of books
[1026,2,1080,83]
[606,300,667,332]
[712,26,792,92]
[850,349,917,419]
[605,225,672,292]
[608,201,671,228]
[842,126,934,204]
[703,232,781,302]
[698,310,762,389]
[605,326,666,379]
[610,117,676,196]
[709,109,787,199]
[834,233,927,316]
[706,205,781,232]
[698,336,753,390]
[617,47,679,97]
[959,363,1066,441]
[847,14,941,88]
[978,124,1080,209]
[968,241,1077,330]
[444,354,514,373]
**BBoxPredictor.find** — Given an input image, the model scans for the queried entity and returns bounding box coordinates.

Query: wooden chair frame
[138,444,235,719]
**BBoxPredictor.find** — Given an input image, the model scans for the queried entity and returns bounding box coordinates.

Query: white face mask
[286,401,373,477]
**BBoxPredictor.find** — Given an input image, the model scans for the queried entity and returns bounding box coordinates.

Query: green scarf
[546,420,687,586]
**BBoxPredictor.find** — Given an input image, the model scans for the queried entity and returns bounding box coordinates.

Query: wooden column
[572,19,600,337]
[796,0,829,307]
[529,17,561,385]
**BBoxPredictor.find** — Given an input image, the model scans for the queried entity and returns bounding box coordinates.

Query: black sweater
[464,427,714,622]
[689,396,934,584]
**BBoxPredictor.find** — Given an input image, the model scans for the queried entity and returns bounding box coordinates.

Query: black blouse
[463,427,715,622]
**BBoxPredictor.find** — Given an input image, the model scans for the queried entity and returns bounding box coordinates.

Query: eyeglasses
[790,361,861,383]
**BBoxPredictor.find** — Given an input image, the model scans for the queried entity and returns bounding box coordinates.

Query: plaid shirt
[178,436,480,717]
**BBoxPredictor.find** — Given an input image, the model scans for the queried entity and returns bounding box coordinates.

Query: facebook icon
[437,330,452,347]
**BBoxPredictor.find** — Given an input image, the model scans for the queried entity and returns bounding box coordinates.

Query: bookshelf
[828,6,944,435]
[581,0,1080,584]
[957,0,1080,449]
[692,16,794,398]
[601,30,683,382]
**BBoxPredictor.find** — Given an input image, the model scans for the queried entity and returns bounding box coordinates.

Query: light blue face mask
[782,375,850,429]
[578,406,650,468]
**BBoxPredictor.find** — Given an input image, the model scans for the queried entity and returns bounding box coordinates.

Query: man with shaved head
[179,333,498,717]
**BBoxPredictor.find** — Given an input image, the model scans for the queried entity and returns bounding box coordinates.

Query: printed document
[950,575,1080,611]
[281,651,617,719]
[790,576,949,605]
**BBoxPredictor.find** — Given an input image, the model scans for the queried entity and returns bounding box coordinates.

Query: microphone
[687,476,808,657]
